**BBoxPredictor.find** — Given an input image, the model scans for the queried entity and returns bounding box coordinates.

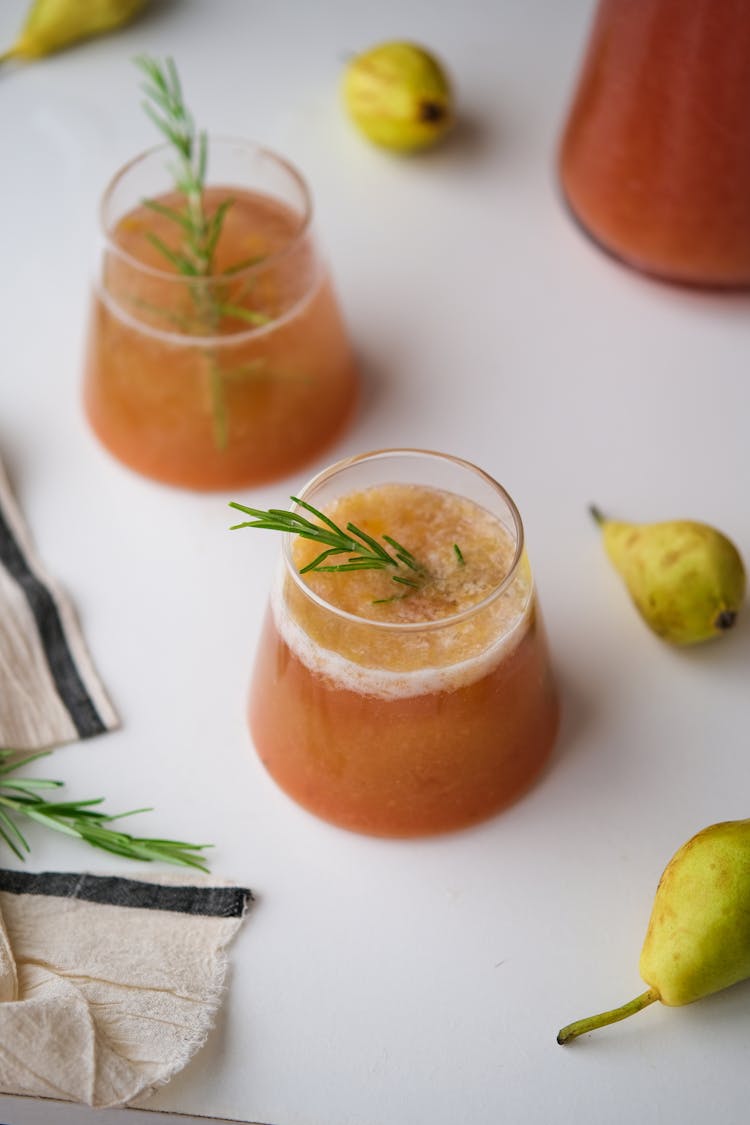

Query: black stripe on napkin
[0,502,107,739]
[0,870,252,918]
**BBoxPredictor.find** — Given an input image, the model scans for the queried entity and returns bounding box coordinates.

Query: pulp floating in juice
[558,0,750,286]
[84,143,357,489]
[249,467,559,837]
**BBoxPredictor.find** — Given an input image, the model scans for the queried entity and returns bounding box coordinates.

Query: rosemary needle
[0,750,211,872]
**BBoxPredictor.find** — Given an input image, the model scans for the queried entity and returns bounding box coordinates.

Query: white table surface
[2,1,750,1123]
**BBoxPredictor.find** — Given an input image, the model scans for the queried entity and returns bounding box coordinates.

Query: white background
[1,1,750,1123]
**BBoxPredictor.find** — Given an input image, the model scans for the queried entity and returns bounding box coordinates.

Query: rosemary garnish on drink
[137,56,264,286]
[0,749,211,871]
[134,56,272,449]
[230,497,431,597]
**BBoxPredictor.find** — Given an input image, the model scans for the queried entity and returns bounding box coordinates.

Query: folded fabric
[0,458,117,750]
[0,869,252,1107]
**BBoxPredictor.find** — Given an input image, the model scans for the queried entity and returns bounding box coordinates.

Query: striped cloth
[0,459,117,749]
[0,869,252,1107]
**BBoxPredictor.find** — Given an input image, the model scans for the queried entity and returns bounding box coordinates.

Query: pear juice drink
[558,0,750,285]
[84,145,357,489]
[249,471,560,836]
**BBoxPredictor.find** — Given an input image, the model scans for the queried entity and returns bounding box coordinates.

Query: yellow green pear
[558,819,750,1043]
[591,506,745,645]
[1,0,147,63]
[342,41,453,152]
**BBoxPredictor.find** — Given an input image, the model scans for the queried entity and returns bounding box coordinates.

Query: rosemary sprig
[136,55,273,299]
[134,56,273,450]
[0,750,211,872]
[136,55,216,278]
[229,498,426,593]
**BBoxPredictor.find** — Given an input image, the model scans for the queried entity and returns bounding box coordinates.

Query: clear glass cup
[248,449,560,837]
[558,0,750,286]
[83,138,358,489]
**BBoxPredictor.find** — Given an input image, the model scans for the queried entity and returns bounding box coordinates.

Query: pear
[591,506,745,645]
[558,819,750,1043]
[1,0,147,63]
[342,41,453,152]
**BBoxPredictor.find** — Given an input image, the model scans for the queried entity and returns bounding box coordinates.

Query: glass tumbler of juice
[83,139,357,489]
[247,449,560,837]
[558,0,750,286]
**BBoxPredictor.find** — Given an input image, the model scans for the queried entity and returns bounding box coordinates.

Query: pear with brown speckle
[558,819,750,1043]
[591,507,745,645]
[342,42,453,152]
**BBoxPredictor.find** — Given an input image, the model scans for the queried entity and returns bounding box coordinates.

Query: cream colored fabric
[0,459,117,750]
[0,872,251,1107]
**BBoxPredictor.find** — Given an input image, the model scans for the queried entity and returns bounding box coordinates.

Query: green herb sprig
[137,55,212,274]
[0,750,211,871]
[136,55,268,297]
[134,56,272,449]
[230,497,426,594]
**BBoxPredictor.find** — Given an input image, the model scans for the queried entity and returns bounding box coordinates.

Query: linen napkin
[0,458,117,750]
[0,868,252,1107]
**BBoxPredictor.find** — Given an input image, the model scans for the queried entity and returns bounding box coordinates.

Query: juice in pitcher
[240,450,560,837]
[559,0,750,285]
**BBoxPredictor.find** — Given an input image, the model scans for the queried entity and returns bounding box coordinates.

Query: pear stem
[557,988,659,1044]
[589,504,606,527]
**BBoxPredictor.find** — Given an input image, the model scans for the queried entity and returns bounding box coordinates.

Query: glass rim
[99,135,314,285]
[281,448,527,633]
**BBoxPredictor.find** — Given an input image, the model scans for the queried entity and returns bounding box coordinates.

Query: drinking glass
[558,0,750,286]
[248,449,560,837]
[83,139,358,489]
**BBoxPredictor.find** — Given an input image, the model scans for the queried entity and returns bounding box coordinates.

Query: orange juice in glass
[242,450,560,837]
[83,139,357,489]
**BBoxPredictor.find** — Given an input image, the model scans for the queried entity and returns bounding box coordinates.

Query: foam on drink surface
[272,483,533,699]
